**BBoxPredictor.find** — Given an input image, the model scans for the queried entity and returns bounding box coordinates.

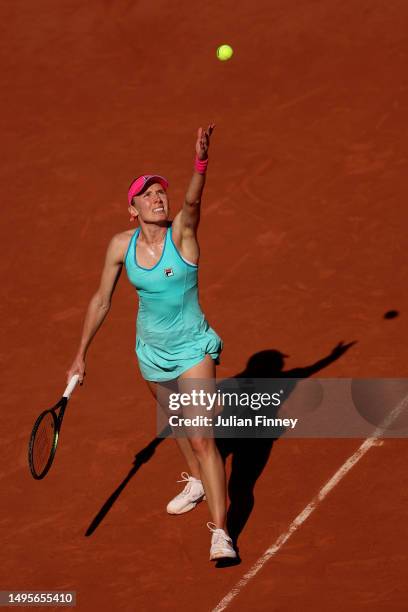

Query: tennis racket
[28,374,80,480]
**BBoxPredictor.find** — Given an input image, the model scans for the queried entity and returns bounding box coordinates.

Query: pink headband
[128,174,169,205]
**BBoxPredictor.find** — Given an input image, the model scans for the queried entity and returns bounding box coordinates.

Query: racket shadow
[85,425,171,537]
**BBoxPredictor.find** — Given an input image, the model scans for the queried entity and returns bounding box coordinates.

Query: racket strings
[32,413,56,475]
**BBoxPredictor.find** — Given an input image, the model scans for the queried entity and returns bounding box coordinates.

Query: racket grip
[63,374,80,399]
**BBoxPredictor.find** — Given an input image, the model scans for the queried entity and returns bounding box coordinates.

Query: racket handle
[63,374,80,399]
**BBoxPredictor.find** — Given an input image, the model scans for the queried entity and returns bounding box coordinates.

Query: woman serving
[67,124,236,561]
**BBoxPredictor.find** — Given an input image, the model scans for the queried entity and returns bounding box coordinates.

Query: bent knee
[189,437,215,456]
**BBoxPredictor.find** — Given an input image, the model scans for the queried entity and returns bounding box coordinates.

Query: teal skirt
[135,320,223,382]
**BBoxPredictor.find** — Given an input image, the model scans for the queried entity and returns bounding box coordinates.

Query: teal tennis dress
[124,224,223,382]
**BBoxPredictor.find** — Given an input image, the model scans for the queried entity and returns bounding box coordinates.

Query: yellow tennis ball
[217,44,233,61]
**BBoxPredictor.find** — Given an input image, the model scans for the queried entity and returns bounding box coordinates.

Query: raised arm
[287,341,357,378]
[66,233,126,384]
[174,123,215,239]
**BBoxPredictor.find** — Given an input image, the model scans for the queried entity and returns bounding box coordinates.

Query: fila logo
[164,268,174,277]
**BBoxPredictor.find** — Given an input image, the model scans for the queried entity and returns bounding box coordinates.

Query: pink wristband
[194,155,208,174]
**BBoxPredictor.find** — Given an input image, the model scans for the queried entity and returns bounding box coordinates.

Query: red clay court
[1,1,408,610]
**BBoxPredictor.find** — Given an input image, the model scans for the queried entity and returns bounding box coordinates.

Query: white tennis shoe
[166,472,206,515]
[207,522,237,560]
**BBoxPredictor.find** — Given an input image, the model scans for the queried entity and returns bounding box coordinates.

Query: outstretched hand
[195,123,215,160]
[330,340,357,359]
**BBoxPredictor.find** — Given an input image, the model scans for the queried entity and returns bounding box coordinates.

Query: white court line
[212,394,408,612]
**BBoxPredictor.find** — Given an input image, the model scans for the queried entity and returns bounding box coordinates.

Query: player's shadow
[85,341,355,543]
[214,340,356,567]
[85,426,171,537]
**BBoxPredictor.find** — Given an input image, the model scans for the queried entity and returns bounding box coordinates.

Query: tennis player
[67,124,236,561]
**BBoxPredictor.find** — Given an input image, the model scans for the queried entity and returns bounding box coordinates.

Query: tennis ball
[217,44,233,61]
